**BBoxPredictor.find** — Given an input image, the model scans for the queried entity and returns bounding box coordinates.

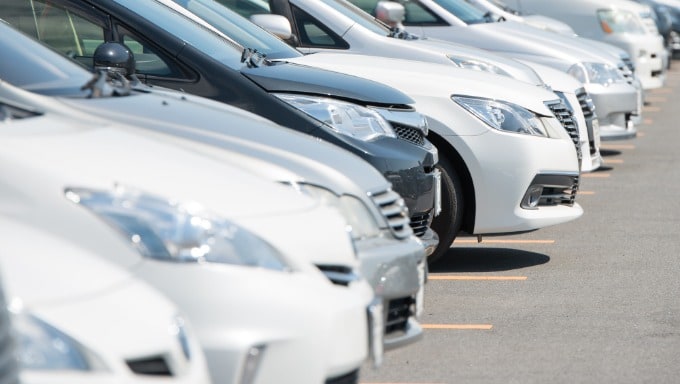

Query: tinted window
[318,0,390,35]
[433,0,486,24]
[291,5,350,48]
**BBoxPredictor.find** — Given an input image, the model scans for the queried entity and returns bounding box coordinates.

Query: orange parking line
[422,324,493,330]
[362,383,445,384]
[578,190,596,195]
[643,119,653,125]
[601,144,635,150]
[428,275,527,281]
[604,158,624,164]
[638,132,646,137]
[643,106,662,112]
[645,96,667,103]
[649,88,672,94]
[582,173,610,178]
[453,239,555,244]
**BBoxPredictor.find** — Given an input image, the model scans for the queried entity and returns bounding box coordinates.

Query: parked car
[0,17,429,352]
[0,79,380,383]
[165,0,584,263]
[463,0,577,35]
[0,271,20,384]
[653,0,680,57]
[0,0,441,257]
[504,0,668,90]
[0,217,211,384]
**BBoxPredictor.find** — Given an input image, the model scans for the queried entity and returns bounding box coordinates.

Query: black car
[0,0,440,254]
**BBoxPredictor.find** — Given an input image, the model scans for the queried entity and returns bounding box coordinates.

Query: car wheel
[428,156,463,265]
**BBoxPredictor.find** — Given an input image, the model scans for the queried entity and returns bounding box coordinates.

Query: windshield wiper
[387,27,420,40]
[241,47,269,68]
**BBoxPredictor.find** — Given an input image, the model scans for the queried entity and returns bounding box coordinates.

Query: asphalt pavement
[360,64,680,384]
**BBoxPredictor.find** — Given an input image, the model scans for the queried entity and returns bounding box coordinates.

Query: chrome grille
[369,189,412,239]
[385,297,414,335]
[546,100,581,161]
[393,123,425,146]
[618,63,635,85]
[621,56,635,72]
[409,211,431,237]
[576,88,596,119]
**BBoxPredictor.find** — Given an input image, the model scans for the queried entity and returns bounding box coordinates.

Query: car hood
[0,218,135,305]
[57,86,393,200]
[286,53,558,116]
[409,37,544,85]
[517,60,583,93]
[522,15,577,36]
[240,61,413,106]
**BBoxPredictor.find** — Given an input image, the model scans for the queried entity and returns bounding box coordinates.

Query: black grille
[618,64,635,85]
[393,124,425,146]
[575,89,596,119]
[546,100,581,161]
[127,356,172,376]
[621,56,635,72]
[535,175,580,207]
[325,369,359,384]
[409,211,431,237]
[385,297,414,335]
[369,189,412,239]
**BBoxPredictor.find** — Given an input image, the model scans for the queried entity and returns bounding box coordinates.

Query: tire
[428,156,464,265]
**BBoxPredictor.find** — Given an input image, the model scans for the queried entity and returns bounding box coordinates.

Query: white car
[464,0,577,35]
[0,80,378,384]
[0,217,211,384]
[171,0,584,263]
[504,0,668,90]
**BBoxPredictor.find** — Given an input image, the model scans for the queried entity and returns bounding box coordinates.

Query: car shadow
[600,149,622,157]
[429,247,550,273]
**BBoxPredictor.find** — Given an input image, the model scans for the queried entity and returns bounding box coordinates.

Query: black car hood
[240,61,414,106]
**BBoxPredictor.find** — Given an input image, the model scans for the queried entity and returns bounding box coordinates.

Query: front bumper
[446,127,582,234]
[355,233,425,350]
[585,82,639,141]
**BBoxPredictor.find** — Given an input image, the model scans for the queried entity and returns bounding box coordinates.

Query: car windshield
[487,0,521,15]
[170,0,303,59]
[115,0,246,70]
[433,0,489,24]
[318,0,392,35]
[0,21,93,97]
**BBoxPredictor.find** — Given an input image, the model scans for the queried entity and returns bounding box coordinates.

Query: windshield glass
[0,21,92,96]
[318,0,391,35]
[597,9,647,34]
[171,0,302,59]
[487,0,520,14]
[116,0,245,69]
[433,0,488,24]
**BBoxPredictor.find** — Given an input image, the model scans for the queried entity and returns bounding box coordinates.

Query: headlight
[292,183,381,240]
[447,55,512,77]
[452,95,549,137]
[13,312,105,371]
[64,186,291,271]
[567,62,625,86]
[274,94,397,141]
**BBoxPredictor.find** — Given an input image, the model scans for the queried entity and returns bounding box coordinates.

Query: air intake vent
[409,211,432,237]
[127,356,172,376]
[575,89,596,120]
[369,189,412,239]
[325,369,359,384]
[385,297,414,335]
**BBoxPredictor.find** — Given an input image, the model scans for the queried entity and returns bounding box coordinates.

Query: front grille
[369,189,412,239]
[575,88,596,119]
[385,297,414,335]
[618,64,635,85]
[409,211,432,237]
[528,174,580,207]
[393,123,425,146]
[316,265,359,286]
[545,100,581,161]
[326,369,359,384]
[621,56,635,72]
[126,356,172,376]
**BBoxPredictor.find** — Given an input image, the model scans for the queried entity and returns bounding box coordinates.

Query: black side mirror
[93,42,136,76]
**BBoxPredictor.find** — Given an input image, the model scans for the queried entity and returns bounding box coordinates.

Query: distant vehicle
[0,79,379,384]
[0,217,211,384]
[464,0,577,35]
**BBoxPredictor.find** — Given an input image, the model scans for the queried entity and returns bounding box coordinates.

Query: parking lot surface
[360,65,680,384]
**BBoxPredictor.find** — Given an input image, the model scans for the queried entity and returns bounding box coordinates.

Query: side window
[117,26,191,80]
[402,2,445,25]
[1,0,106,66]
[214,0,271,18]
[291,5,349,49]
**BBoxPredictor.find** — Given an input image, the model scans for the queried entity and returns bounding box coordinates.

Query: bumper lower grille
[393,123,425,146]
[546,100,581,161]
[385,297,414,335]
[409,211,432,237]
[326,369,359,384]
[126,356,172,376]
[369,189,412,239]
[621,56,635,73]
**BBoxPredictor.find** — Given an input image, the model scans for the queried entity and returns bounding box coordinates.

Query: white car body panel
[0,82,373,383]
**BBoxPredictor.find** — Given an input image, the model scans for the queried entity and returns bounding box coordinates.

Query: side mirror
[93,42,135,76]
[375,1,405,25]
[250,14,293,40]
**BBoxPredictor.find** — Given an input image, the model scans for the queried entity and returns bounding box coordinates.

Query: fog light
[521,185,543,209]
